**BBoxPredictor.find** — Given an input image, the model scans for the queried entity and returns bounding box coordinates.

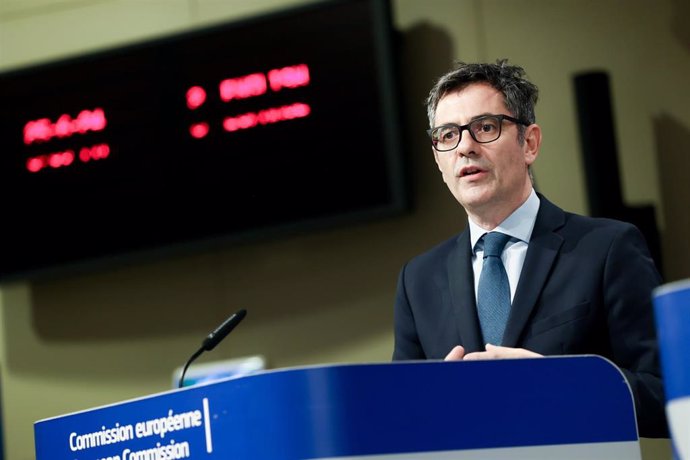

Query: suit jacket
[393,195,667,438]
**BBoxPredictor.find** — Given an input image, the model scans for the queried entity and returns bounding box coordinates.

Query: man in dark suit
[392,60,667,438]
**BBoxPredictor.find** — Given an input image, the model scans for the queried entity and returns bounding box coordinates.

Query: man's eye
[439,129,457,140]
[479,122,497,132]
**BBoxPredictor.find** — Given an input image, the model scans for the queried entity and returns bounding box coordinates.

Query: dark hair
[426,59,539,141]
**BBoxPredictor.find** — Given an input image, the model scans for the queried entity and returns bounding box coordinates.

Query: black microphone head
[202,308,247,351]
[179,308,247,388]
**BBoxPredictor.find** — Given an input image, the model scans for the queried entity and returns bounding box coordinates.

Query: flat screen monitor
[0,0,406,280]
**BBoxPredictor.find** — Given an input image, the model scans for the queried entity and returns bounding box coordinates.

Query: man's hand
[463,343,542,360]
[445,344,542,361]
[444,345,466,361]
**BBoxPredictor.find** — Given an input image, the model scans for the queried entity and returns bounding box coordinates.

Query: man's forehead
[435,83,506,122]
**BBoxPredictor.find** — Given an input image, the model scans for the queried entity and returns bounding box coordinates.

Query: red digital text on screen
[22,107,111,173]
[186,86,207,110]
[267,64,310,92]
[23,108,107,145]
[187,64,310,109]
[26,143,110,173]
[186,64,311,138]
[189,122,210,139]
[216,64,310,104]
[223,103,311,132]
[219,72,267,103]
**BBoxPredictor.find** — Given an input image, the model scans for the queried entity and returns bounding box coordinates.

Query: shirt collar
[469,189,541,253]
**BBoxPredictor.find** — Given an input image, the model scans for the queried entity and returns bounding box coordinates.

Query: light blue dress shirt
[469,189,541,303]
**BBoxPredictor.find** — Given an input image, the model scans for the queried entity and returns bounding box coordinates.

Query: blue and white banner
[654,279,690,459]
[35,357,639,459]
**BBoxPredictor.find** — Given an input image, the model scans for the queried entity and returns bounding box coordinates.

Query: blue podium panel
[35,356,640,460]
[653,279,690,459]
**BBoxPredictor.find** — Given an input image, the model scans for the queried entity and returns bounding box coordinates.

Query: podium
[35,356,640,459]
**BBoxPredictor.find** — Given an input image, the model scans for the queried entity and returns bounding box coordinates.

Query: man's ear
[523,123,542,166]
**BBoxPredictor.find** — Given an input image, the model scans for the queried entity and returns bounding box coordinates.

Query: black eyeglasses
[427,114,530,152]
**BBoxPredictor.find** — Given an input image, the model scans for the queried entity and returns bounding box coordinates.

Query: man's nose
[455,128,477,157]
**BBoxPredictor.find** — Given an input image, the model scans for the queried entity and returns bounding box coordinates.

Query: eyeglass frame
[427,114,531,152]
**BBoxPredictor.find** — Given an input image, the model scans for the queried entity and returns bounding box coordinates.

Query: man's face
[432,82,539,225]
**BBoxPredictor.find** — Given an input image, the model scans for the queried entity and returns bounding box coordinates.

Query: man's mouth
[459,166,484,177]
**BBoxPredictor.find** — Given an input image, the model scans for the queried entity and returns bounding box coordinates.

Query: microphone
[178,309,247,388]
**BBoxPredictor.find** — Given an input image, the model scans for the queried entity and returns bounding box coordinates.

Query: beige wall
[1,0,687,458]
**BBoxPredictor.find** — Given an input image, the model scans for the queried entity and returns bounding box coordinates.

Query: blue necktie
[477,232,512,345]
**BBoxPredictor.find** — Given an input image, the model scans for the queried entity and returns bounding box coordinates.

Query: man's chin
[455,189,493,210]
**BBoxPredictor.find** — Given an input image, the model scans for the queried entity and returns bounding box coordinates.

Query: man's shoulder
[562,211,637,231]
[538,194,638,235]
[536,198,652,263]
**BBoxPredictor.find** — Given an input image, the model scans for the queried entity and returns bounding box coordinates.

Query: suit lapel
[502,197,565,347]
[447,230,485,352]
